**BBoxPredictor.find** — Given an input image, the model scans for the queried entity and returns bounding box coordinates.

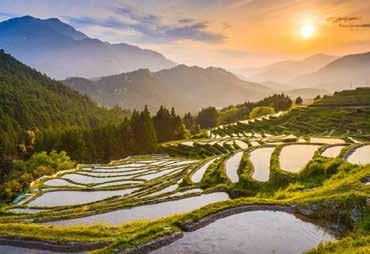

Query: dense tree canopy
[197,107,218,129]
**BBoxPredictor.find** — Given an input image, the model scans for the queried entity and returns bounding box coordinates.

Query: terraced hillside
[210,106,370,140]
[0,117,369,253]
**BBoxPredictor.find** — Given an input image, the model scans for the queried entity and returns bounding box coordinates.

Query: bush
[249,106,275,119]
[0,151,75,202]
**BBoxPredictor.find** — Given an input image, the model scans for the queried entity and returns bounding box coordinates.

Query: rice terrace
[0,1,369,253]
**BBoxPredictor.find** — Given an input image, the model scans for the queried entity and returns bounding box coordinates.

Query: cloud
[114,6,159,25]
[0,11,16,19]
[66,6,225,44]
[339,23,370,28]
[326,15,370,29]
[178,18,195,24]
[327,16,360,23]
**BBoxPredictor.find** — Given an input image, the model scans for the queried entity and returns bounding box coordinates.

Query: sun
[300,21,315,39]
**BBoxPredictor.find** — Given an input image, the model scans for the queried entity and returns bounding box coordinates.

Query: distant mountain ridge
[62,65,272,113]
[235,54,338,84]
[0,16,176,79]
[291,51,370,91]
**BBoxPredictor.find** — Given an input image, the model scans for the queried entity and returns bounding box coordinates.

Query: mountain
[0,49,122,156]
[291,52,370,91]
[62,65,272,113]
[236,54,338,85]
[0,16,176,79]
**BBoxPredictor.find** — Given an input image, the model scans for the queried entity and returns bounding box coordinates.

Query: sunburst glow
[300,21,315,39]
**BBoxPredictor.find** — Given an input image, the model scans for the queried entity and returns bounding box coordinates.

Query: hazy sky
[1,0,370,68]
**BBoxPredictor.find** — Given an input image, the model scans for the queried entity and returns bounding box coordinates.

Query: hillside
[62,65,272,113]
[313,87,370,106]
[0,49,122,157]
[220,88,370,138]
[237,54,338,84]
[292,52,370,91]
[0,16,175,79]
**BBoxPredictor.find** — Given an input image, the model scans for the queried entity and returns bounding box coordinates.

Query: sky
[1,0,370,68]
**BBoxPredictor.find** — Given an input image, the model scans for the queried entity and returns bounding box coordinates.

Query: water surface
[191,158,218,183]
[43,179,82,187]
[321,145,346,158]
[311,138,345,144]
[49,192,229,226]
[250,147,274,182]
[347,145,370,165]
[152,211,335,254]
[280,145,321,173]
[27,189,136,207]
[0,245,73,254]
[225,152,243,183]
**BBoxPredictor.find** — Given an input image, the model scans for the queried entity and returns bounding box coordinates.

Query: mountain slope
[237,54,338,85]
[0,16,175,79]
[292,52,370,91]
[0,49,121,156]
[63,65,272,113]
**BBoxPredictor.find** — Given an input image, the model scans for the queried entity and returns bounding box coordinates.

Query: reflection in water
[27,189,136,207]
[250,147,274,182]
[152,211,335,254]
[347,145,370,165]
[0,245,81,254]
[321,145,346,158]
[280,145,320,173]
[225,151,243,183]
[191,158,218,183]
[48,192,229,226]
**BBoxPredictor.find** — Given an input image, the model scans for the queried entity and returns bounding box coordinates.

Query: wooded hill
[0,49,126,159]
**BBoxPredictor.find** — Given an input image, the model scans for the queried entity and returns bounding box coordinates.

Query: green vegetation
[218,94,292,125]
[197,107,218,129]
[243,107,370,138]
[213,89,370,138]
[249,106,275,119]
[0,153,367,253]
[153,106,186,142]
[0,151,74,202]
[0,51,193,204]
[0,50,128,161]
[314,88,370,106]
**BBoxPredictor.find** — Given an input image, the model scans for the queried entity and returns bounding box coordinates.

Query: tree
[295,96,303,105]
[153,106,172,142]
[249,106,275,119]
[314,95,321,101]
[183,112,200,134]
[132,105,157,154]
[197,107,218,129]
